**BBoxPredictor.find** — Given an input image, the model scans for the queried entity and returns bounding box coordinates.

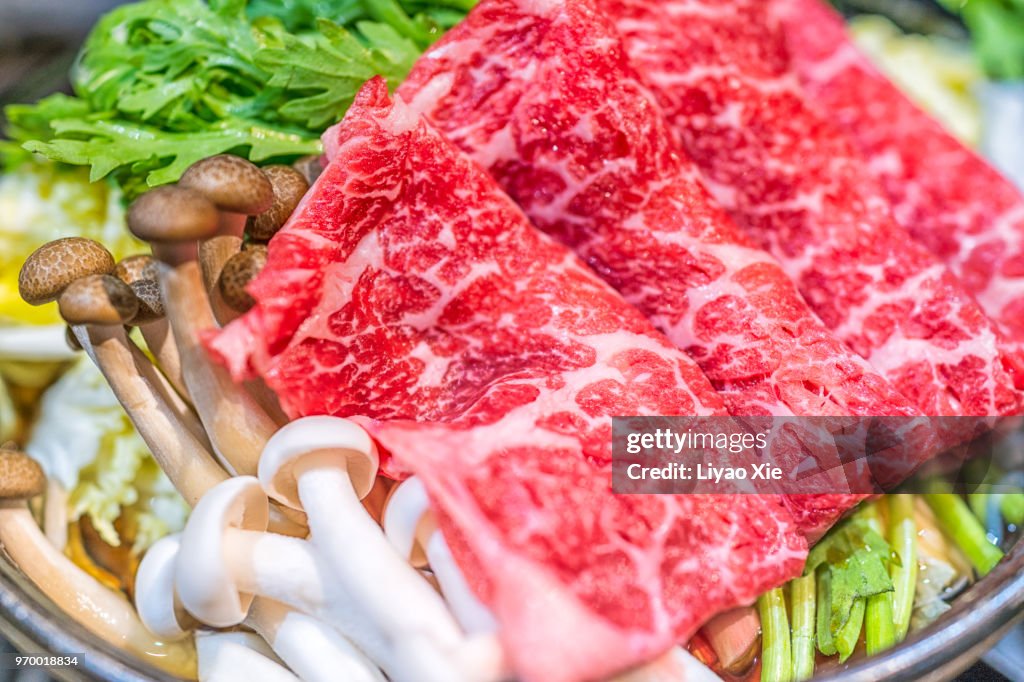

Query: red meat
[396,0,927,535]
[769,0,1024,378]
[603,0,1022,420]
[209,79,807,682]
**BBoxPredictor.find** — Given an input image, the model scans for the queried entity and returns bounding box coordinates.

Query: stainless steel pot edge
[0,556,181,682]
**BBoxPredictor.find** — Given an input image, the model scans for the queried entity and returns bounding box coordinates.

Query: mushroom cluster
[11,154,719,682]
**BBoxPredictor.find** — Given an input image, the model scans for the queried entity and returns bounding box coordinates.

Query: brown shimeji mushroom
[0,448,195,675]
[219,245,268,313]
[19,239,222,500]
[126,170,280,478]
[199,235,244,325]
[245,165,309,243]
[18,237,114,306]
[179,154,274,237]
[113,254,189,400]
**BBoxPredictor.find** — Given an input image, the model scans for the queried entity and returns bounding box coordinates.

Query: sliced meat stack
[770,0,1024,371]
[209,79,807,682]
[604,0,1022,420]
[396,0,927,535]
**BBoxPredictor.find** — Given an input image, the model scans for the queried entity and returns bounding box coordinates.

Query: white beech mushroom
[383,477,499,636]
[135,534,198,641]
[114,254,189,400]
[172,477,320,628]
[246,599,386,682]
[0,448,196,676]
[179,154,274,238]
[135,483,383,682]
[195,631,300,682]
[259,416,492,682]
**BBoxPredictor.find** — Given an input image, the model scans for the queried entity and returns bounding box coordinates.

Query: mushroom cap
[18,238,115,305]
[246,165,309,242]
[179,155,274,215]
[0,448,46,500]
[128,279,165,325]
[259,416,379,510]
[218,245,267,312]
[128,185,220,244]
[382,477,433,569]
[176,476,269,628]
[135,534,193,641]
[57,275,139,326]
[292,156,324,186]
[114,255,160,285]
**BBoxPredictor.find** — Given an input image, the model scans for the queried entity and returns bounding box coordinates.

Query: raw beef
[209,79,807,682]
[396,0,926,535]
[769,0,1024,370]
[604,0,1022,419]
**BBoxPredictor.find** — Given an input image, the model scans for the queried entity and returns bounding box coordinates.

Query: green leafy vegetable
[804,506,894,639]
[935,0,1024,80]
[6,0,473,195]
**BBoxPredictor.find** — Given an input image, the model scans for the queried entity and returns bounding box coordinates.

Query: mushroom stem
[296,463,467,680]
[137,318,190,403]
[217,529,324,615]
[247,599,386,682]
[125,333,212,452]
[198,236,243,327]
[383,477,497,635]
[42,479,68,550]
[196,630,299,682]
[0,504,196,676]
[161,262,278,476]
[71,324,227,506]
[423,532,499,636]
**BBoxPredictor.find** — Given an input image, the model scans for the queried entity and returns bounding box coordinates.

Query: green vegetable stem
[887,495,917,643]
[789,574,816,682]
[924,482,1004,576]
[759,587,792,682]
[862,503,895,655]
